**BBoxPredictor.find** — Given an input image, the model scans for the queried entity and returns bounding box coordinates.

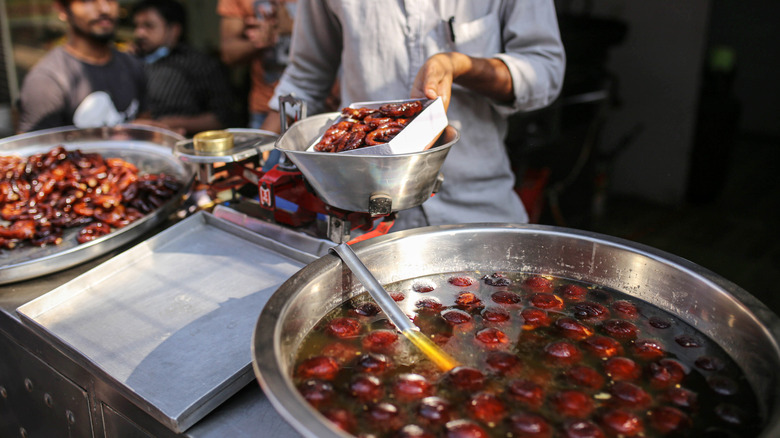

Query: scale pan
[276,113,458,213]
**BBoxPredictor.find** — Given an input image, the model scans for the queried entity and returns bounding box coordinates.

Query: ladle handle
[329,244,414,332]
[330,243,460,372]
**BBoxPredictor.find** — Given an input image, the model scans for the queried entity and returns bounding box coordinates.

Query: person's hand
[244,15,277,50]
[411,53,457,111]
[412,52,515,109]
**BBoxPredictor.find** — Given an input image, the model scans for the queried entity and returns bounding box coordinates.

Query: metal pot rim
[253,223,780,438]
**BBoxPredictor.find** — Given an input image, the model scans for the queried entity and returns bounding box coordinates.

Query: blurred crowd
[16,0,297,137]
[14,0,565,229]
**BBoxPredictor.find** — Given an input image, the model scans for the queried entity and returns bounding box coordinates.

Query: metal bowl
[275,112,458,213]
[0,124,195,284]
[252,223,780,438]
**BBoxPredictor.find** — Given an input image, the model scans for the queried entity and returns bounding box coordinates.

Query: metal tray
[0,124,195,285]
[16,211,318,433]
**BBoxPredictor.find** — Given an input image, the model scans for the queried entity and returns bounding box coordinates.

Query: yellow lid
[193,130,234,153]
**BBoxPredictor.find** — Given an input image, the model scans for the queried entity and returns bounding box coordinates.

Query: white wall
[594,1,710,204]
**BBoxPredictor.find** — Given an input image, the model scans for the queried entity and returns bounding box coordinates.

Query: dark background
[510,1,780,315]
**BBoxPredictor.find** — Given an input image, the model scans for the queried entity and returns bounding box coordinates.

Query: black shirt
[143,44,235,127]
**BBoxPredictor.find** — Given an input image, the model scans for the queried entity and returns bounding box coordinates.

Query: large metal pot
[252,223,780,437]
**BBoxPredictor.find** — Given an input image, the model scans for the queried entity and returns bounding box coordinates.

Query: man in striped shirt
[132,0,236,136]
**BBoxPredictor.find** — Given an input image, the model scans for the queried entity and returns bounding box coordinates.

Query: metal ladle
[329,243,460,372]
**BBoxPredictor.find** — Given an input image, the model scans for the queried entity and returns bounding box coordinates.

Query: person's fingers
[412,55,454,110]
[412,61,441,99]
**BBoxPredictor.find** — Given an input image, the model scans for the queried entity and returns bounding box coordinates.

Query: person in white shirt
[263,0,566,229]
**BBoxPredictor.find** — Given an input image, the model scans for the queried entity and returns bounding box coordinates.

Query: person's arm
[219,15,275,66]
[16,67,69,133]
[259,110,282,134]
[411,52,514,112]
[414,2,565,115]
[493,0,566,112]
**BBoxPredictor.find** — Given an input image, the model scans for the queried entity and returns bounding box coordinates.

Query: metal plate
[0,124,195,284]
[16,211,318,433]
[174,128,278,164]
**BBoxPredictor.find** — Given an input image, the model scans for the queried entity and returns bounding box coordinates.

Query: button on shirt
[271,0,565,228]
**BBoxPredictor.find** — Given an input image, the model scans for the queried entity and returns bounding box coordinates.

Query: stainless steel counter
[0,210,315,438]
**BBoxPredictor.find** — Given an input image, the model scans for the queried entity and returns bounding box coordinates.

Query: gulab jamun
[507,412,552,438]
[393,373,434,401]
[601,319,639,340]
[544,341,583,365]
[564,365,605,390]
[507,379,545,409]
[325,317,362,338]
[603,357,641,381]
[572,302,610,322]
[467,392,507,424]
[581,336,623,358]
[491,290,522,305]
[521,307,551,329]
[598,409,644,437]
[529,293,564,310]
[555,317,594,340]
[550,390,594,419]
[296,356,340,380]
[559,284,588,302]
[446,366,486,392]
[649,406,692,434]
[523,276,554,293]
[609,381,652,409]
[349,374,383,402]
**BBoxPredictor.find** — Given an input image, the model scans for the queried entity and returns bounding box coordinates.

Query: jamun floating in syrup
[330,244,460,371]
[292,269,763,438]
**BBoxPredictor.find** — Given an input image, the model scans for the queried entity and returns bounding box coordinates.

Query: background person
[217,0,294,129]
[263,1,566,230]
[132,0,236,137]
[17,0,146,133]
